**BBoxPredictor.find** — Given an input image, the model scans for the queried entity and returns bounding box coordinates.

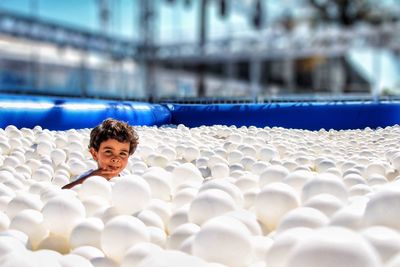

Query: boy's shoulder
[71,169,95,183]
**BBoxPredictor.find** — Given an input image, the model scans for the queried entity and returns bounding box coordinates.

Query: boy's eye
[120,152,128,158]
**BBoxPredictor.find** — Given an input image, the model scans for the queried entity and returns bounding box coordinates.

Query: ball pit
[1,119,400,266]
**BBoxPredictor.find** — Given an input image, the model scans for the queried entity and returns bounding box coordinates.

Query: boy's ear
[89,148,98,161]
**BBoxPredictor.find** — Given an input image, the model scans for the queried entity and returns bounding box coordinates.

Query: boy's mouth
[108,166,120,171]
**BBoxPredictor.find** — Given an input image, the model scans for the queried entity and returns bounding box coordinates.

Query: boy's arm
[61,176,90,189]
[62,169,96,189]
[61,168,116,189]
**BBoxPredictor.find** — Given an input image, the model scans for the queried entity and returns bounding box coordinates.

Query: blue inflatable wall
[168,102,400,130]
[1,94,400,130]
[0,94,171,130]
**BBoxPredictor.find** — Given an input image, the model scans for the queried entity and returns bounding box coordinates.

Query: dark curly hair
[89,118,139,155]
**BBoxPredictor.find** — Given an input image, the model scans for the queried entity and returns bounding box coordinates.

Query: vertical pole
[226,59,236,96]
[80,50,88,98]
[331,57,344,96]
[197,0,207,97]
[372,48,381,102]
[29,0,39,92]
[284,56,295,94]
[139,0,156,102]
[250,58,261,103]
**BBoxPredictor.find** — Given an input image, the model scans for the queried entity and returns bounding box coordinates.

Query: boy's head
[88,118,139,178]
[89,118,139,154]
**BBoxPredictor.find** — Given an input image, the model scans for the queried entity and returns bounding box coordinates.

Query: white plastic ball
[79,176,112,201]
[51,149,67,166]
[240,145,257,158]
[81,197,109,217]
[365,162,387,178]
[167,223,200,250]
[315,159,336,173]
[71,246,105,260]
[55,137,68,149]
[259,165,289,187]
[10,209,48,249]
[111,176,151,214]
[68,160,88,177]
[0,141,11,154]
[160,147,177,162]
[276,207,329,232]
[58,254,93,267]
[243,188,259,209]
[210,163,230,179]
[286,227,381,267]
[90,257,118,267]
[329,200,367,230]
[70,217,104,249]
[67,141,84,154]
[255,182,299,232]
[168,205,189,233]
[0,250,49,267]
[120,242,163,267]
[251,162,270,175]
[171,163,203,189]
[349,184,372,196]
[31,168,53,182]
[142,170,172,201]
[183,147,200,162]
[172,188,198,209]
[227,150,244,164]
[136,209,165,229]
[360,226,400,263]
[146,199,172,226]
[37,234,70,254]
[36,141,54,156]
[6,193,43,219]
[42,195,85,236]
[251,236,273,263]
[364,189,400,229]
[235,175,258,192]
[208,155,229,168]
[368,174,388,186]
[188,189,236,225]
[2,156,20,168]
[343,173,367,188]
[199,179,243,207]
[303,194,344,217]
[283,170,314,193]
[240,156,257,171]
[301,173,348,203]
[146,226,167,248]
[0,183,15,198]
[258,146,278,162]
[192,216,252,267]
[101,215,149,262]
[15,164,32,178]
[130,161,148,174]
[224,209,262,236]
[266,227,313,267]
[0,211,10,231]
[150,154,170,168]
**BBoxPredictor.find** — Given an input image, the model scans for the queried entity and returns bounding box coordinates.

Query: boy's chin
[103,170,120,179]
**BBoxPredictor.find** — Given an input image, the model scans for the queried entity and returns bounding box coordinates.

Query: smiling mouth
[108,166,120,171]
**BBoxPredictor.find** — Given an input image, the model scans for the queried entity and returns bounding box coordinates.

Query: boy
[62,118,139,189]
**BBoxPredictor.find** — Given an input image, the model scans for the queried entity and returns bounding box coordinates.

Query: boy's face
[90,139,130,179]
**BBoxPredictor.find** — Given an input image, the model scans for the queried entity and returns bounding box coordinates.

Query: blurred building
[0,0,399,102]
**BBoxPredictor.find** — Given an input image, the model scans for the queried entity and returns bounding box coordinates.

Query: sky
[0,0,292,43]
[0,0,398,44]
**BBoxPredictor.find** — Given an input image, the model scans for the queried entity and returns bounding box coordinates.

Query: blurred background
[0,0,399,103]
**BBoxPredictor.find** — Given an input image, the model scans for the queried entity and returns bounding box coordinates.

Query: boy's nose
[111,158,120,163]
